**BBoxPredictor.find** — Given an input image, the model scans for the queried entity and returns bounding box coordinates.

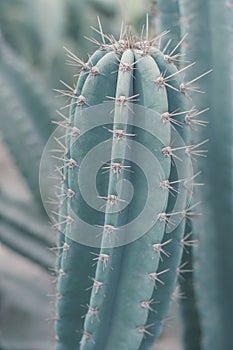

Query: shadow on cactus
[40,15,212,350]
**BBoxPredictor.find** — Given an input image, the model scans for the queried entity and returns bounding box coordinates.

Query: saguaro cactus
[52,19,208,350]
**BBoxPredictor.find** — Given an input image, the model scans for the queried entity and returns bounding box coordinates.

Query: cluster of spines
[52,18,209,350]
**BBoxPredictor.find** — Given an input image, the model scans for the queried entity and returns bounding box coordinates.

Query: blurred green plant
[178,1,233,349]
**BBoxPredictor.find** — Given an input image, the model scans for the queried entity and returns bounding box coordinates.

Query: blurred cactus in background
[0,0,232,350]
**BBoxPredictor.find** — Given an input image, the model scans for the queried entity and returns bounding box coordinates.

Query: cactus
[0,34,56,202]
[157,0,181,54]
[178,1,233,349]
[51,18,210,349]
[178,227,201,350]
[0,190,55,270]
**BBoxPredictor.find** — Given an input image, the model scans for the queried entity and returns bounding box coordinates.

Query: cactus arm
[0,70,45,202]
[179,1,233,349]
[199,2,233,347]
[157,0,181,55]
[55,22,204,348]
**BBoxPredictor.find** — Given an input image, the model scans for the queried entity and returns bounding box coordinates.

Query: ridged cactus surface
[52,21,208,350]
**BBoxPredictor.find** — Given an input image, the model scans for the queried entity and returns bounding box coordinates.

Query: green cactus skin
[56,47,112,273]
[179,1,233,349]
[54,23,204,349]
[157,0,181,56]
[136,47,191,350]
[179,225,202,350]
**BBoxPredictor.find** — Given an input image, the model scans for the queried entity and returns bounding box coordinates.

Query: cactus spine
[54,19,207,350]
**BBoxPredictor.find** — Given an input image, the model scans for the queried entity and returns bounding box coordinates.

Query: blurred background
[0,0,183,349]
